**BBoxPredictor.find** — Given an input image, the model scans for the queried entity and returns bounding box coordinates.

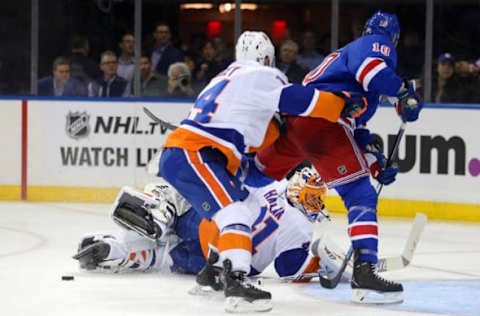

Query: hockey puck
[61,275,74,281]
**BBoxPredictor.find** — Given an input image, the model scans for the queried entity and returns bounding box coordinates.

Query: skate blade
[225,297,272,313]
[188,284,223,298]
[351,289,403,304]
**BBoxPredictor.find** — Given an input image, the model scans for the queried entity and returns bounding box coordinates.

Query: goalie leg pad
[311,233,352,281]
[113,206,162,241]
[111,187,162,241]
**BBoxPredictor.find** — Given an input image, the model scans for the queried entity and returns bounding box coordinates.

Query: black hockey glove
[334,91,368,119]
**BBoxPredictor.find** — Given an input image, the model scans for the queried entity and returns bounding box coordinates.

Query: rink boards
[0,97,479,221]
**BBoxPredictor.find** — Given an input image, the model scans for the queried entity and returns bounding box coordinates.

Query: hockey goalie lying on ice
[73,167,352,285]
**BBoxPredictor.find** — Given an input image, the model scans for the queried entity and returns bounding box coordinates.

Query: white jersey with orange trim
[164,60,346,174]
[245,180,315,276]
[77,179,321,278]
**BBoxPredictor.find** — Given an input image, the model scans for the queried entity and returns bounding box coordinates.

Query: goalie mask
[287,166,329,222]
[235,31,275,67]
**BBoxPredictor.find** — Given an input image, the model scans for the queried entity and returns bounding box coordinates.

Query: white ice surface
[1,201,479,316]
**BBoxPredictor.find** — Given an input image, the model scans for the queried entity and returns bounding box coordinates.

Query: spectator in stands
[431,53,468,103]
[88,50,129,97]
[139,55,167,97]
[117,32,135,88]
[297,31,324,71]
[454,58,480,103]
[69,35,101,84]
[150,22,184,76]
[194,40,222,89]
[38,56,87,97]
[163,62,195,98]
[212,36,233,69]
[184,52,197,75]
[277,39,307,83]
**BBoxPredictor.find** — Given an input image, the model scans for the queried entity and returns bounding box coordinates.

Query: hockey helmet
[363,10,400,46]
[235,31,275,67]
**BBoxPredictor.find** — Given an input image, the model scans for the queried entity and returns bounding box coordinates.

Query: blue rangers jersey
[302,34,404,125]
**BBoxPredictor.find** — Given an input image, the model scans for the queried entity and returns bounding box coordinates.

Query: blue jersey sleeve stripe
[301,89,320,116]
[278,85,316,115]
[356,57,387,91]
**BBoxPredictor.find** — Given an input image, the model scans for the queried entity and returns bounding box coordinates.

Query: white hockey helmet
[235,31,275,67]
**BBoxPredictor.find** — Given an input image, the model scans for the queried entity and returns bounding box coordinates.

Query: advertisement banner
[0,100,22,186]
[28,100,191,188]
[367,105,480,205]
[24,99,479,210]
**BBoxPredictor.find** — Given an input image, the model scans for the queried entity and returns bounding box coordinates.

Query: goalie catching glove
[287,166,330,222]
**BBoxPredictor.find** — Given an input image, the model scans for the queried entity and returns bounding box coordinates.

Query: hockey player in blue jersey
[301,10,421,125]
[256,11,423,304]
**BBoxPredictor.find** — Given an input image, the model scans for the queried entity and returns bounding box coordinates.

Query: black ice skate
[73,239,111,270]
[351,250,403,304]
[223,259,272,313]
[189,251,224,296]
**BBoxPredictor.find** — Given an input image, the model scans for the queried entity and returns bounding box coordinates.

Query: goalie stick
[143,107,178,131]
[376,212,427,272]
[282,212,427,282]
[319,121,407,289]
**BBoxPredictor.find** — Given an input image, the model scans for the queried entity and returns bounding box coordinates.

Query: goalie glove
[73,233,161,273]
[395,79,423,122]
[287,167,330,222]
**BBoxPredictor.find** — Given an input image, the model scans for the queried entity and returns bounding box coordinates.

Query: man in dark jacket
[149,22,184,76]
[69,35,101,84]
[38,56,87,96]
[140,55,168,97]
[88,51,129,97]
[277,40,308,84]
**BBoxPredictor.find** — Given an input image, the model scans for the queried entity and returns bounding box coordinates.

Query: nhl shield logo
[202,201,211,211]
[66,111,90,139]
[337,165,347,175]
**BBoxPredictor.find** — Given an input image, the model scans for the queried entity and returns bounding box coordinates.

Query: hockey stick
[143,107,178,131]
[281,213,426,282]
[376,212,427,272]
[318,121,407,289]
[377,121,406,195]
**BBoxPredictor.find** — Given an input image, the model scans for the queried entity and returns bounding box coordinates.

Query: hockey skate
[189,251,224,296]
[351,250,403,304]
[223,259,272,313]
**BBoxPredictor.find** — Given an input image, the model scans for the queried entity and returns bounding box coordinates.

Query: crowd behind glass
[4,16,480,103]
